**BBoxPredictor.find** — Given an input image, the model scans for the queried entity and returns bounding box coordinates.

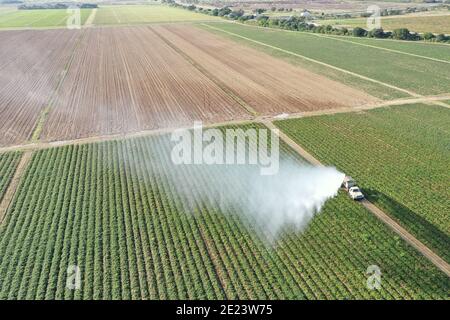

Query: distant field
[94,5,220,25]
[0,8,92,28]
[275,104,450,263]
[324,35,450,62]
[202,23,450,97]
[0,126,448,299]
[321,14,450,35]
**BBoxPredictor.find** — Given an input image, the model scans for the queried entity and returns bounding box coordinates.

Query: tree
[352,27,367,37]
[436,34,448,42]
[392,28,411,40]
[423,32,435,40]
[269,18,280,27]
[218,7,232,17]
[368,28,385,38]
[256,15,269,27]
[254,8,266,14]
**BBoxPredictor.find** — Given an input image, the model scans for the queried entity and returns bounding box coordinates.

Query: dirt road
[264,120,450,278]
[0,151,32,223]
[0,94,449,155]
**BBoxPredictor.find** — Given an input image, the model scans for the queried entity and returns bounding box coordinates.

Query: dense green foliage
[320,14,450,39]
[202,23,450,96]
[275,104,450,263]
[0,125,448,299]
[324,36,450,62]
[0,152,21,201]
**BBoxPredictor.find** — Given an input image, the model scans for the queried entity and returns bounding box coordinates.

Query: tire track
[0,151,32,224]
[263,120,450,278]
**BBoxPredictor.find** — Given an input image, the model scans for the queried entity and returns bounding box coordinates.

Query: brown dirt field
[152,24,378,115]
[41,26,250,141]
[0,29,78,147]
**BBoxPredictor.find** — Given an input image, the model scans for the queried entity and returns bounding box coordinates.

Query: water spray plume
[166,159,345,241]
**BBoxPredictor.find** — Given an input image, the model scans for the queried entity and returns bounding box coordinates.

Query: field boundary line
[201,23,421,98]
[223,21,450,63]
[1,94,450,154]
[271,94,450,120]
[262,120,450,278]
[0,151,32,224]
[84,8,97,27]
[0,118,256,154]
[312,33,450,65]
[262,121,323,166]
[150,26,259,117]
[212,21,450,47]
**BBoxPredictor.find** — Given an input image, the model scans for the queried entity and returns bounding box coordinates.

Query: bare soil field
[0,29,78,147]
[41,26,249,141]
[152,24,378,115]
[2,25,376,145]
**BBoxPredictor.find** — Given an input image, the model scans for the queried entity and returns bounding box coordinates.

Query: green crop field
[0,9,92,28]
[201,23,450,98]
[275,104,450,263]
[94,5,220,25]
[321,14,450,35]
[324,35,450,62]
[0,152,21,201]
[0,124,448,300]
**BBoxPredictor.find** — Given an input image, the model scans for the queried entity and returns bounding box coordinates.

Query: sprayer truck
[342,176,364,201]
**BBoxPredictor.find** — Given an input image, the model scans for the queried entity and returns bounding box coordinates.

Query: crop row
[0,124,448,299]
[0,152,21,201]
[275,104,450,263]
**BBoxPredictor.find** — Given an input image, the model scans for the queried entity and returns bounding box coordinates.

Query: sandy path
[0,151,32,223]
[263,120,450,278]
[1,94,449,155]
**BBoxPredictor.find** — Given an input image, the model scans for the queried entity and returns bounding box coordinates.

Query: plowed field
[152,24,377,114]
[42,26,249,141]
[0,29,78,147]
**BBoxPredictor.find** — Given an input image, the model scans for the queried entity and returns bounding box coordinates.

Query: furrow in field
[153,24,377,115]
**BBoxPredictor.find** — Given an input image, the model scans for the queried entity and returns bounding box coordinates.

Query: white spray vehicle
[342,176,364,201]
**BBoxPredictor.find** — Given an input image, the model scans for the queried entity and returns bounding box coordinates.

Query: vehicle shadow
[362,188,450,263]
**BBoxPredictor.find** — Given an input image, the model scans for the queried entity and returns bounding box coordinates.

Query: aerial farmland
[0,0,448,306]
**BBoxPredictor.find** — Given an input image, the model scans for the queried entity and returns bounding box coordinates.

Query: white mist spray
[166,159,345,241]
[122,136,345,242]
